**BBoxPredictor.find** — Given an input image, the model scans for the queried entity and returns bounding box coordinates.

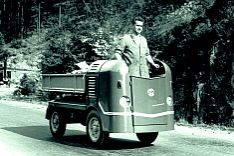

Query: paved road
[0,99,233,156]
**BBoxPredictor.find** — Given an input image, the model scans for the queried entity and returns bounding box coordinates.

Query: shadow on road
[2,126,152,150]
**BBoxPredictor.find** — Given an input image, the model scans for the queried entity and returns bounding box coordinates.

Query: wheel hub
[51,113,59,132]
[89,118,100,141]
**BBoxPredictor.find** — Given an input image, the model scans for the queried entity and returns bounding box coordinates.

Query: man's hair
[132,16,144,25]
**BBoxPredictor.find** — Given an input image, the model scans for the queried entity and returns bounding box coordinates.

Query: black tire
[49,111,66,138]
[86,110,109,146]
[136,132,158,145]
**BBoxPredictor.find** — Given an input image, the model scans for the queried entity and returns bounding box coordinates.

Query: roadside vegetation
[0,0,233,127]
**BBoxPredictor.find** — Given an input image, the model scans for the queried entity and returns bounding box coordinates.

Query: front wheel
[49,111,66,138]
[136,132,158,145]
[86,110,109,146]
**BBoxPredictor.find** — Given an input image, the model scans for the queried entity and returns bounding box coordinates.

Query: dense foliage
[13,73,37,96]
[0,0,233,126]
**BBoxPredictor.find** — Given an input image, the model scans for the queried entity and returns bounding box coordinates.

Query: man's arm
[143,37,159,68]
[115,35,128,61]
[115,52,122,60]
[146,55,160,68]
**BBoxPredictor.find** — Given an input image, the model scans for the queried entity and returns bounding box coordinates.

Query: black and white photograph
[0,0,233,155]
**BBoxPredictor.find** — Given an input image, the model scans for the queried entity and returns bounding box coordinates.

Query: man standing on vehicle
[115,16,159,78]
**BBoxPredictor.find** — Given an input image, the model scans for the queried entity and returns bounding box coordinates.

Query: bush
[14,73,37,96]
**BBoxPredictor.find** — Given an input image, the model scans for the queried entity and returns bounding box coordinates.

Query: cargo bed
[42,74,86,93]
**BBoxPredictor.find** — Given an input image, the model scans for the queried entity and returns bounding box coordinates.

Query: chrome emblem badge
[147,88,155,97]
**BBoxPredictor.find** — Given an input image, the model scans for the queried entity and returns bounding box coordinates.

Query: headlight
[119,96,131,108]
[166,96,173,106]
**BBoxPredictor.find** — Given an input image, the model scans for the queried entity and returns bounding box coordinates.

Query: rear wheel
[86,110,109,146]
[49,111,66,138]
[136,132,158,145]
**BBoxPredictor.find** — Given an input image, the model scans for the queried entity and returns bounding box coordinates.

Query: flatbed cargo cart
[42,60,174,146]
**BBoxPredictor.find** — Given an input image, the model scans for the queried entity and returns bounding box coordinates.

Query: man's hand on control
[153,63,160,69]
